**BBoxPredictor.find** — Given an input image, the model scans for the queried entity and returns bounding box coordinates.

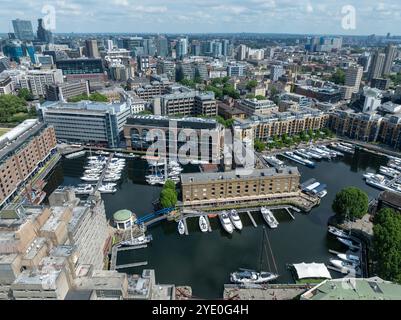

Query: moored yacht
[261,207,279,229]
[219,211,234,234]
[230,269,279,284]
[98,184,117,194]
[199,216,208,233]
[229,210,243,230]
[178,220,185,235]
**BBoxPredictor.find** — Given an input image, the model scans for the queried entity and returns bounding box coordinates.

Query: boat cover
[293,263,332,280]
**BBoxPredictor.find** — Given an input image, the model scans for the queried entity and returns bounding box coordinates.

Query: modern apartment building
[227,64,245,77]
[369,52,386,81]
[20,69,64,97]
[45,80,90,101]
[234,107,329,142]
[157,90,217,117]
[383,44,397,76]
[39,100,133,147]
[181,167,300,206]
[85,40,100,58]
[124,115,224,162]
[0,120,57,207]
[345,65,363,94]
[0,75,14,95]
[156,60,176,81]
[328,109,401,150]
[236,98,278,116]
[270,65,285,81]
[133,80,171,102]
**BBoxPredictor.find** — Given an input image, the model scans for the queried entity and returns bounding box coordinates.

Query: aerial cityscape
[1,0,401,304]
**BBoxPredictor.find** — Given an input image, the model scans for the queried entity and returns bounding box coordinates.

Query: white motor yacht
[261,207,279,229]
[178,220,185,235]
[219,211,234,234]
[199,216,208,233]
[229,210,243,230]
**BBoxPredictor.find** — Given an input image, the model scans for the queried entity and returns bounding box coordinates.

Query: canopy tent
[293,263,332,280]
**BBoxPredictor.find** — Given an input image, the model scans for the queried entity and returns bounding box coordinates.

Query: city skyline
[1,0,401,36]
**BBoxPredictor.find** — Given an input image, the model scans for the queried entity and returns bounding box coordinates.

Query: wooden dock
[115,261,148,270]
[246,211,257,227]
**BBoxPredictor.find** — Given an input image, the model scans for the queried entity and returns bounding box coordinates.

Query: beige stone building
[181,167,300,206]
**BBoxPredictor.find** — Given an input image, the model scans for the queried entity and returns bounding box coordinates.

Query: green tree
[254,139,266,152]
[330,69,346,85]
[246,80,258,90]
[373,208,401,284]
[206,85,223,99]
[246,94,255,99]
[89,92,109,102]
[164,179,176,191]
[332,187,369,220]
[68,92,108,103]
[18,88,34,101]
[160,188,177,208]
[389,73,401,86]
[0,94,34,124]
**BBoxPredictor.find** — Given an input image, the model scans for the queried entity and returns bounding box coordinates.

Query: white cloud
[134,5,167,13]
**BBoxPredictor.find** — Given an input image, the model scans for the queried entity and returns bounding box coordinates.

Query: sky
[1,0,401,35]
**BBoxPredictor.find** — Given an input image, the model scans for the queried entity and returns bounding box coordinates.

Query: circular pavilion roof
[113,209,132,222]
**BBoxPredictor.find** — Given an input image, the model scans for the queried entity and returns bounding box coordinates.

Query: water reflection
[42,149,388,298]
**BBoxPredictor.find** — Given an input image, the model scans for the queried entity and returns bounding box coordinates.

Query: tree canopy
[68,92,109,103]
[159,179,178,209]
[215,116,234,128]
[246,80,258,90]
[332,187,369,220]
[373,208,401,284]
[330,69,346,85]
[254,139,266,152]
[18,88,34,101]
[0,94,36,124]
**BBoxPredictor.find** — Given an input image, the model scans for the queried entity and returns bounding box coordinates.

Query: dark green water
[44,149,388,299]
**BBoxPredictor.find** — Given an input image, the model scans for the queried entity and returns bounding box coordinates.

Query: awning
[293,263,332,280]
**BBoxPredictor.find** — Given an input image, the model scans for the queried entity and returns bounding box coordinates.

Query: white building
[237,98,278,116]
[363,87,383,112]
[20,69,63,97]
[270,65,285,81]
[0,75,14,95]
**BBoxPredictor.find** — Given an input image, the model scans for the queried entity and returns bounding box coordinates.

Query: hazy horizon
[1,0,400,36]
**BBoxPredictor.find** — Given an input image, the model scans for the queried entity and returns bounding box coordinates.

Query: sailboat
[230,227,279,284]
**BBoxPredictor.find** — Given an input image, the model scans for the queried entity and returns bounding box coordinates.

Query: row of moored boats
[327,226,362,275]
[77,156,126,194]
[281,144,345,168]
[146,160,183,185]
[363,156,401,194]
[177,208,280,236]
